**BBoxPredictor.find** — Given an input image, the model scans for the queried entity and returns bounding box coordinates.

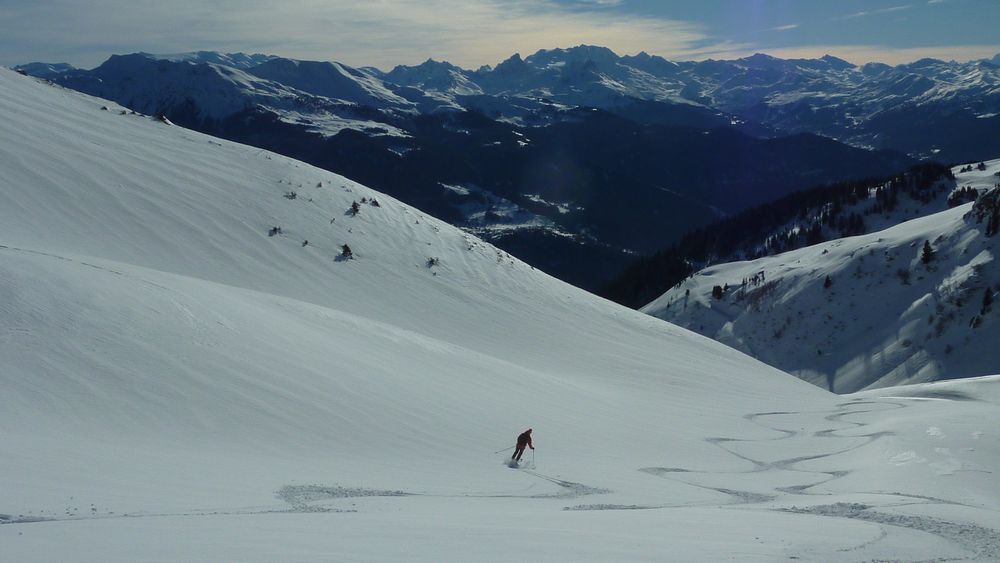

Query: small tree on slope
[921,240,935,265]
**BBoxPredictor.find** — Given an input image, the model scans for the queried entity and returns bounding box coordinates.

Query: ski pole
[494,445,515,454]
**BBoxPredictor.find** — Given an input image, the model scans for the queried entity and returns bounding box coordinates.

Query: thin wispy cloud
[877,5,913,13]
[767,24,800,32]
[573,0,625,6]
[834,4,912,20]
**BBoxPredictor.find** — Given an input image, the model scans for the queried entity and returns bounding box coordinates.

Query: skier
[512,428,534,462]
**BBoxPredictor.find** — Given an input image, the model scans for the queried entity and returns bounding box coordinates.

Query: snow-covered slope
[3,69,1000,561]
[50,53,410,137]
[383,58,485,96]
[148,50,276,69]
[247,58,416,112]
[645,161,1000,393]
[11,61,76,79]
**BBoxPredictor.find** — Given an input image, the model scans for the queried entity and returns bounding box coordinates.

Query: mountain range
[26,46,1000,288]
[24,45,1000,161]
[385,46,1000,161]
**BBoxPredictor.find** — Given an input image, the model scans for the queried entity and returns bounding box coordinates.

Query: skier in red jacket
[512,428,534,461]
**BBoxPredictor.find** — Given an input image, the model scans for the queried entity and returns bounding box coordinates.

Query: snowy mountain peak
[525,44,620,67]
[247,57,414,110]
[739,52,781,66]
[492,52,527,71]
[819,54,855,70]
[11,61,76,78]
[384,58,482,95]
[861,61,893,75]
[143,50,276,69]
[903,57,948,70]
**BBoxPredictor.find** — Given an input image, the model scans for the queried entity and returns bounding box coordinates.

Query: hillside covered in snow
[3,69,1000,561]
[645,161,1000,393]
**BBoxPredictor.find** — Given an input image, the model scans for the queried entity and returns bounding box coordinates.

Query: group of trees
[271,183,377,258]
[947,186,979,208]
[957,162,987,173]
[349,197,382,217]
[600,163,953,308]
[967,187,1000,237]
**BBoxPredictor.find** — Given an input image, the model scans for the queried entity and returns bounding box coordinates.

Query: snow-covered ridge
[20,46,1000,159]
[385,45,1000,157]
[46,53,413,137]
[645,160,1000,393]
[146,50,276,69]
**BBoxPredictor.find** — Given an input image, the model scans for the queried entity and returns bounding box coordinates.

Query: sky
[1,0,998,70]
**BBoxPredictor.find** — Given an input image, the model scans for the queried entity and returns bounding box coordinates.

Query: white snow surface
[3,69,1000,561]
[645,160,1000,394]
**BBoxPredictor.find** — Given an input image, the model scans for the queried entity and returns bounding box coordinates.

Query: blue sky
[1,0,998,69]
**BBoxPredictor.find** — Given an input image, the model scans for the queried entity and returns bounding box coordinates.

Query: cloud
[0,0,710,69]
[877,5,913,13]
[572,0,625,6]
[837,10,870,20]
[1,0,992,71]
[834,4,912,20]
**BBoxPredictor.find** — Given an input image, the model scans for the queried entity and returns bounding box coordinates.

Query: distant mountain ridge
[24,46,1000,159]
[143,50,277,69]
[382,45,1000,162]
[17,47,957,289]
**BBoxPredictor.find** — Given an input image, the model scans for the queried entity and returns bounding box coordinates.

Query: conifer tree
[921,240,934,265]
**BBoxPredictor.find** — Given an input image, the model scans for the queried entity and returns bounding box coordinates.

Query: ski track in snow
[8,396,997,560]
[787,503,1000,559]
[270,469,612,513]
[639,397,1000,558]
[6,390,998,559]
[0,244,169,291]
[0,242,619,519]
[276,485,410,512]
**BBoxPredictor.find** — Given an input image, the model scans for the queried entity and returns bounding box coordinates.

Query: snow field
[2,68,1000,561]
